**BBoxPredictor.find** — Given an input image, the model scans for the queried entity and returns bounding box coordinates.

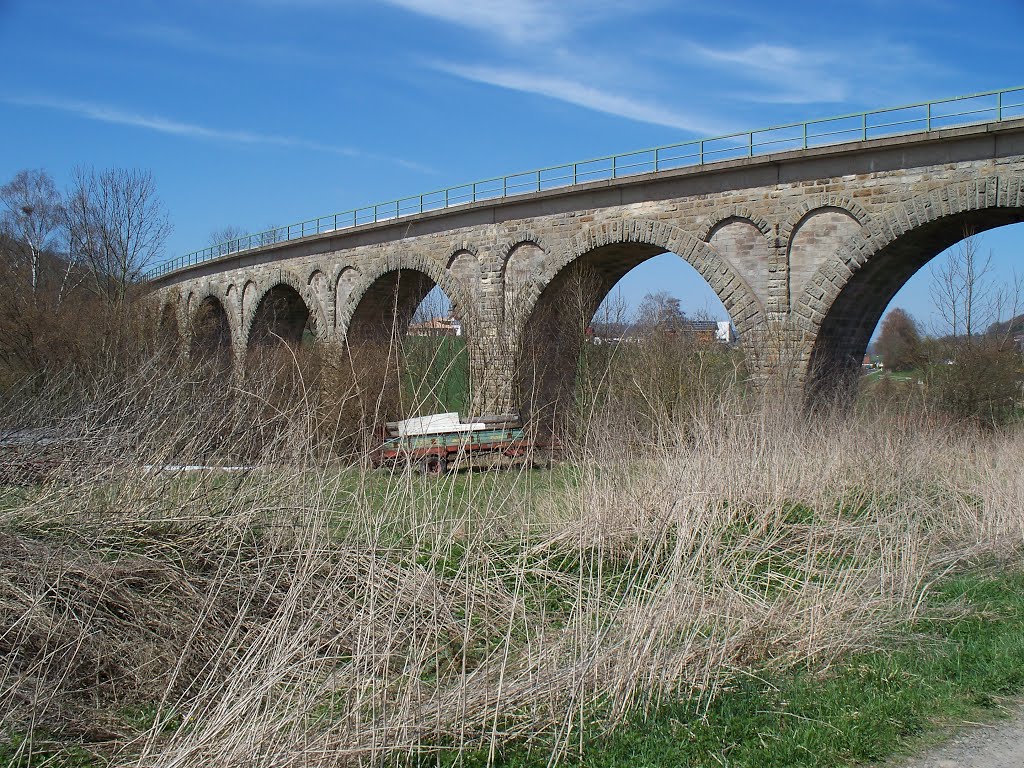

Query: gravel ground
[888,707,1024,768]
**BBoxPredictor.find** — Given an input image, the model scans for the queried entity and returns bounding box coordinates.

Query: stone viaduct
[152,117,1024,419]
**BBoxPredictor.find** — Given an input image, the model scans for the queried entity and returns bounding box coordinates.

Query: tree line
[0,167,171,386]
[872,232,1024,426]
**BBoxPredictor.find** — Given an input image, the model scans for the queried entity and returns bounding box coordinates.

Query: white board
[395,412,488,437]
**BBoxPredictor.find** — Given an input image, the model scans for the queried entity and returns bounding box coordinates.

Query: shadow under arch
[247,283,317,349]
[189,295,233,369]
[799,176,1024,402]
[513,220,764,435]
[244,272,327,352]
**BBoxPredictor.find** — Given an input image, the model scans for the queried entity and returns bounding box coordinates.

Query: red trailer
[371,412,543,473]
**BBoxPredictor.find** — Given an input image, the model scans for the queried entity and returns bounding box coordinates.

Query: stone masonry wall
[153,121,1024,410]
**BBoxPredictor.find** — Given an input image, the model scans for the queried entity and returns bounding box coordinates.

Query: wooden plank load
[373,412,530,474]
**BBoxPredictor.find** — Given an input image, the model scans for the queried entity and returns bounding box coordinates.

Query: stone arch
[307,266,329,295]
[512,217,766,428]
[337,250,475,341]
[242,269,327,349]
[502,241,548,320]
[521,218,764,342]
[706,216,774,302]
[223,283,241,325]
[779,194,871,245]
[696,206,772,242]
[497,231,551,283]
[447,247,483,298]
[308,266,331,329]
[157,294,182,335]
[337,250,477,421]
[795,174,1024,397]
[334,265,361,328]
[241,279,259,321]
[497,231,550,261]
[158,293,183,347]
[447,239,479,262]
[787,206,865,305]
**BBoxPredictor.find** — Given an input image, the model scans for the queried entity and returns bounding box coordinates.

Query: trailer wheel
[418,456,448,475]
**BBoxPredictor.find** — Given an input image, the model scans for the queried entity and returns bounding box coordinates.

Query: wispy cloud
[432,62,725,133]
[688,43,847,104]
[120,22,329,67]
[685,40,932,106]
[378,0,570,43]
[3,95,433,172]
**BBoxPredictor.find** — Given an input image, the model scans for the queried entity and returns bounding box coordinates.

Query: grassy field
[435,564,1024,767]
[3,365,1024,767]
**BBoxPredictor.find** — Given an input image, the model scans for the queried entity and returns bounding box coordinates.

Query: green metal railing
[145,86,1024,281]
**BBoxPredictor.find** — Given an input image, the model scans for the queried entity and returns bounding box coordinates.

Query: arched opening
[244,283,322,411]
[855,221,1024,424]
[806,208,1024,401]
[515,244,737,438]
[248,284,314,348]
[346,269,469,422]
[189,296,232,369]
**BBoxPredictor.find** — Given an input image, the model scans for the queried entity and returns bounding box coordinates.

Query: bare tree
[929,230,1020,342]
[635,290,685,332]
[0,169,64,299]
[926,229,1024,426]
[65,167,172,304]
[591,286,632,339]
[209,225,249,257]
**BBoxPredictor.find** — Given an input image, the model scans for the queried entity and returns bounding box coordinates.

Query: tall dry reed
[1,351,1022,767]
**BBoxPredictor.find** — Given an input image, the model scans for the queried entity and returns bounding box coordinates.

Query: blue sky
[1,0,1022,333]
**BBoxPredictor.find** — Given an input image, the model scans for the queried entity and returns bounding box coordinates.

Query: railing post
[862,112,867,141]
[998,90,1003,121]
[803,121,808,149]
[352,210,357,227]
[445,188,449,208]
[926,102,931,131]
[503,176,507,197]
[654,149,659,173]
[573,163,578,184]
[611,155,617,178]
[472,182,477,203]
[420,194,424,214]
[536,170,541,192]
[699,140,704,165]
[748,131,753,157]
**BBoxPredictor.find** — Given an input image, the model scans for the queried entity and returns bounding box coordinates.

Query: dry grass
[1,355,1023,767]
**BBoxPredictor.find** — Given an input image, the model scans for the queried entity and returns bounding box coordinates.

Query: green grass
[402,336,470,416]
[0,734,100,768]
[423,564,1024,767]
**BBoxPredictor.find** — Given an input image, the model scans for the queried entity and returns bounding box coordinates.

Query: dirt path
[889,708,1024,768]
